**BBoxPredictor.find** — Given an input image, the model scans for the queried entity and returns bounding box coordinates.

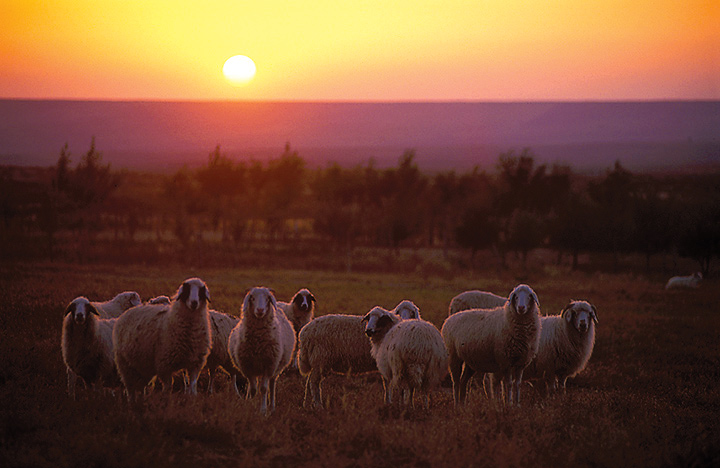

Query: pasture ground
[0,262,718,467]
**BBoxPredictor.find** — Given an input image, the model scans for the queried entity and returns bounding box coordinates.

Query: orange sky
[1,0,718,101]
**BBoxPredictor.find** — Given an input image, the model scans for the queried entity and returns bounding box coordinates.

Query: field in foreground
[1,262,718,468]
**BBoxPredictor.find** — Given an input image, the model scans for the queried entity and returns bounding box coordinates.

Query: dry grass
[1,262,718,468]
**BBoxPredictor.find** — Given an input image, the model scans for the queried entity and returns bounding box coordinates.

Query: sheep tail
[407,363,424,389]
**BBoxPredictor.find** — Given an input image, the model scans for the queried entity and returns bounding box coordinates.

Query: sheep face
[362,307,399,338]
[509,284,539,316]
[562,301,598,333]
[65,297,99,325]
[176,278,210,311]
[115,291,142,310]
[393,300,420,320]
[292,289,316,313]
[243,287,277,319]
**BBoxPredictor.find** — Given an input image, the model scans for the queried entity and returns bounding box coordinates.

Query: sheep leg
[510,368,524,405]
[207,368,215,394]
[186,367,201,395]
[448,355,464,406]
[382,377,393,405]
[259,376,270,415]
[304,370,323,408]
[246,377,258,400]
[67,367,77,400]
[232,373,245,397]
[269,376,278,413]
[458,366,475,405]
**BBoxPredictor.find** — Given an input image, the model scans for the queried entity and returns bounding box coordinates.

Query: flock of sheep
[60,276,614,414]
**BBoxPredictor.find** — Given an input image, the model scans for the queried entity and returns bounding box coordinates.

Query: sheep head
[561,300,598,333]
[64,297,99,325]
[292,288,316,313]
[113,291,141,311]
[243,287,277,319]
[508,284,540,316]
[393,300,420,320]
[362,306,400,339]
[175,278,210,311]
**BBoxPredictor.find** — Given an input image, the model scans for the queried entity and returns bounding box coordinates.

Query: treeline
[2,140,719,275]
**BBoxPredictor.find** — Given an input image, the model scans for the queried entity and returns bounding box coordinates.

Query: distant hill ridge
[1,100,718,172]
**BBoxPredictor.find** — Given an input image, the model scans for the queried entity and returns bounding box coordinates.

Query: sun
[222,55,257,86]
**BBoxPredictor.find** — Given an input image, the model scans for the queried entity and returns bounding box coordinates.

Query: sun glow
[222,55,257,86]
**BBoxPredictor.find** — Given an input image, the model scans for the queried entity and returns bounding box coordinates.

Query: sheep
[523,300,598,394]
[441,284,541,406]
[448,290,506,316]
[206,309,244,395]
[393,299,421,319]
[113,278,212,400]
[93,291,141,319]
[148,295,171,305]
[228,287,296,415]
[277,288,316,369]
[297,299,419,409]
[61,297,122,399]
[362,307,448,408]
[297,313,377,409]
[665,272,703,289]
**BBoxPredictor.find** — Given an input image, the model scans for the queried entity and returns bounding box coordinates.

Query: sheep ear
[561,303,573,322]
[87,303,100,316]
[64,302,76,316]
[590,305,599,324]
[178,282,190,302]
[203,285,211,303]
[309,293,316,303]
[532,293,539,307]
[361,313,370,324]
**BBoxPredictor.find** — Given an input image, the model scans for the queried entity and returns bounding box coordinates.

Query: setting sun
[222,55,256,86]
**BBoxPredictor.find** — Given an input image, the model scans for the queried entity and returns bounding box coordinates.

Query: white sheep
[206,309,244,395]
[363,307,448,408]
[61,297,122,399]
[113,278,212,400]
[665,272,703,289]
[228,287,296,415]
[523,300,598,394]
[277,288,316,369]
[393,300,421,319]
[441,284,541,406]
[448,290,506,315]
[93,291,141,319]
[148,295,171,305]
[296,299,419,409]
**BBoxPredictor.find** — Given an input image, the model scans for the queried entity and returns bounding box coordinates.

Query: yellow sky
[1,0,718,100]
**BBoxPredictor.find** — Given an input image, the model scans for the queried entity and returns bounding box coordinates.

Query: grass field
[1,262,718,467]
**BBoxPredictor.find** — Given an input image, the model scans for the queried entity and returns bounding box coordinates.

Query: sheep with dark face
[363,306,448,408]
[524,300,598,394]
[441,284,541,406]
[277,288,316,369]
[113,278,212,400]
[61,297,122,398]
[228,287,296,415]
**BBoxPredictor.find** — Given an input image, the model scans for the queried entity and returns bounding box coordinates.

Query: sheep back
[297,314,376,377]
[448,290,506,315]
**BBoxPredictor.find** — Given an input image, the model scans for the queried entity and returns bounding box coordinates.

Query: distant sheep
[665,272,703,290]
[441,284,541,405]
[206,309,244,395]
[363,307,448,408]
[393,300,421,319]
[448,290,506,316]
[524,300,598,394]
[61,297,122,399]
[148,295,171,305]
[94,291,141,319]
[113,278,212,399]
[228,287,296,414]
[277,288,316,369]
